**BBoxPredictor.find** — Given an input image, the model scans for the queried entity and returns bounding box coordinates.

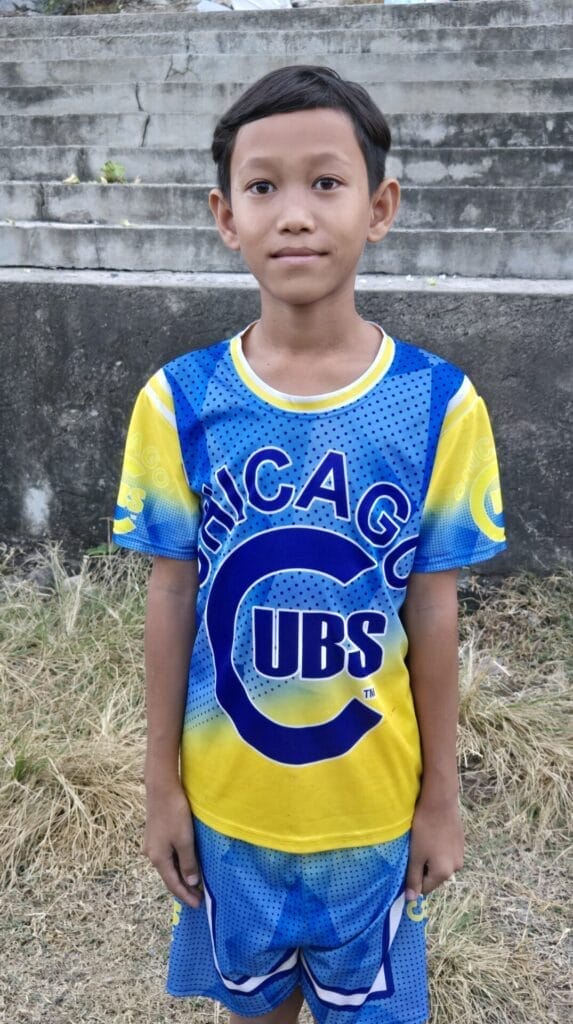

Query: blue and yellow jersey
[113,326,506,853]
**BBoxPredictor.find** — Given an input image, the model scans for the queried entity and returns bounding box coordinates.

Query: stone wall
[1,269,571,571]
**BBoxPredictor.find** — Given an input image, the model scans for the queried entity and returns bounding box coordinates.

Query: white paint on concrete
[460,203,481,225]
[451,159,492,181]
[23,484,52,535]
[404,160,446,184]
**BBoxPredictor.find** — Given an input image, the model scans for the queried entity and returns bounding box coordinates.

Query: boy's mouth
[272,247,325,263]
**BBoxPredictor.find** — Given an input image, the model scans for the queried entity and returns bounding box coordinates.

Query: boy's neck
[251,292,375,357]
[242,293,383,397]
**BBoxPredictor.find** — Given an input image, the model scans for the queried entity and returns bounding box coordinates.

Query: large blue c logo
[205,527,383,766]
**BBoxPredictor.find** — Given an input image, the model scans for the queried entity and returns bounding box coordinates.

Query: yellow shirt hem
[190,803,413,853]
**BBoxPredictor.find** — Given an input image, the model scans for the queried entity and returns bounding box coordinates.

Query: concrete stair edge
[1,265,571,295]
[1,49,571,88]
[3,24,572,61]
[1,222,571,279]
[1,145,570,187]
[2,0,572,36]
[1,110,569,149]
[1,78,571,118]
[2,182,571,231]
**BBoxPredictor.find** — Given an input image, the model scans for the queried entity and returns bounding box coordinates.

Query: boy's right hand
[143,783,203,909]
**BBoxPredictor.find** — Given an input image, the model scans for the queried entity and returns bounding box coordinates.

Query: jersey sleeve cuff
[112,533,198,561]
[412,540,507,573]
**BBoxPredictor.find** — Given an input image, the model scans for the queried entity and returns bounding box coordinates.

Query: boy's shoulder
[161,335,231,382]
[391,335,466,385]
[141,336,233,413]
[387,336,471,420]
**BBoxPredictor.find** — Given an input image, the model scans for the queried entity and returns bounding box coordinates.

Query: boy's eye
[314,177,341,191]
[248,181,275,195]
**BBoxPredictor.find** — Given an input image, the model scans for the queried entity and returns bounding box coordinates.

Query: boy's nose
[276,195,315,234]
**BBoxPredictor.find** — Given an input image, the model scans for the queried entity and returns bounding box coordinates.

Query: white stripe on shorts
[301,892,405,1009]
[203,878,299,994]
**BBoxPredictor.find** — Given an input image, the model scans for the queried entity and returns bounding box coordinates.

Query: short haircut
[211,64,392,201]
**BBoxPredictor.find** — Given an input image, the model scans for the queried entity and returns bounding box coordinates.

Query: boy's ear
[367,178,400,244]
[209,188,241,251]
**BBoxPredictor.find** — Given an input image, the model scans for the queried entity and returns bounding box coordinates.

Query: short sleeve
[413,376,507,572]
[112,369,200,559]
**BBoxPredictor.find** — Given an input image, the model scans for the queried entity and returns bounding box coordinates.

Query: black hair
[211,65,392,201]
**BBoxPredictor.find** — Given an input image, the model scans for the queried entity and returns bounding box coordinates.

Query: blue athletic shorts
[167,818,429,1023]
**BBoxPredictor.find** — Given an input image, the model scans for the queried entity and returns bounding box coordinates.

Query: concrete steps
[2,48,571,87]
[1,0,570,35]
[2,182,571,231]
[2,79,570,116]
[0,0,571,278]
[1,145,570,187]
[2,110,568,149]
[1,222,569,279]
[2,24,571,62]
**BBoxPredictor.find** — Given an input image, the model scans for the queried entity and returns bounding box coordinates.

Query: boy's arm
[143,555,203,909]
[402,569,464,899]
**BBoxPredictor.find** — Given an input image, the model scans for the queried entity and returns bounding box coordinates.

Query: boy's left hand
[404,794,464,900]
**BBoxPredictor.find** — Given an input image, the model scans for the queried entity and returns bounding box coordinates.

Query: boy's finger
[421,860,454,896]
[157,855,203,909]
[421,872,441,896]
[405,857,425,901]
[175,840,201,889]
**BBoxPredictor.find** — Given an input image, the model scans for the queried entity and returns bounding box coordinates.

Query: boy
[113,66,506,1024]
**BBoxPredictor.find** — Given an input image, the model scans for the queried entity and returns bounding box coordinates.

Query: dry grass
[0,549,571,1023]
[0,549,147,886]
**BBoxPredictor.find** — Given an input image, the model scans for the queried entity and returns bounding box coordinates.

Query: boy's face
[209,108,399,309]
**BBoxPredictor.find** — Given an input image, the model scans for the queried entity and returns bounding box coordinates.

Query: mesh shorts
[167,818,429,1024]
